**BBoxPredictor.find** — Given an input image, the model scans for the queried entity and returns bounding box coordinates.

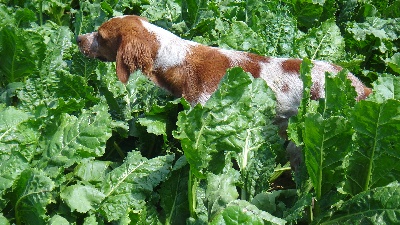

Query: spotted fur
[77,15,372,169]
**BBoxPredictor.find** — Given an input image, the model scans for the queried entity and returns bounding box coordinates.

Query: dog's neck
[140,19,198,71]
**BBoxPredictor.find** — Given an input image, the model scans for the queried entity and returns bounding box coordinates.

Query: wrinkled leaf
[43,103,112,167]
[12,169,55,225]
[0,27,45,86]
[61,184,105,213]
[160,164,190,225]
[206,168,240,219]
[386,53,400,74]
[0,107,38,206]
[99,151,174,221]
[295,19,345,61]
[175,67,277,178]
[75,159,111,182]
[316,182,400,224]
[345,99,400,195]
[210,200,286,225]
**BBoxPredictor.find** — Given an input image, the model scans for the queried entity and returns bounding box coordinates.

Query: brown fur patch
[310,81,322,100]
[282,59,302,73]
[241,53,270,78]
[183,45,232,101]
[329,62,343,71]
[363,87,372,98]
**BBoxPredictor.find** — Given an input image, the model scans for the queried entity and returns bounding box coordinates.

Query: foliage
[0,0,399,224]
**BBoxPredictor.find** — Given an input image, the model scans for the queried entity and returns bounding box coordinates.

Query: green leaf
[386,53,400,74]
[316,182,400,224]
[324,70,358,114]
[303,70,356,200]
[368,76,400,102]
[83,214,98,225]
[206,168,240,219]
[294,0,324,29]
[37,25,73,75]
[304,114,352,200]
[136,98,181,136]
[0,107,34,155]
[175,67,277,178]
[48,215,71,225]
[261,4,297,56]
[141,0,181,25]
[0,26,45,86]
[0,107,38,206]
[182,0,207,28]
[42,103,112,167]
[12,169,55,225]
[287,58,314,146]
[61,184,105,213]
[347,17,400,42]
[217,20,266,52]
[210,200,286,225]
[0,213,9,225]
[99,151,174,221]
[130,203,163,225]
[74,159,111,183]
[294,19,345,61]
[345,99,400,195]
[160,164,190,225]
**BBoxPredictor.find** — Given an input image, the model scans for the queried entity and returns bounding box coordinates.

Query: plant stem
[188,170,197,219]
[39,0,43,26]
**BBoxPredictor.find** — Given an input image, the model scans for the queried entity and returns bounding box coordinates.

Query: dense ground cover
[0,0,400,224]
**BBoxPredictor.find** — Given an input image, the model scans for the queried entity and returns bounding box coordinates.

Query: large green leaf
[159,162,190,225]
[206,167,240,220]
[0,26,45,86]
[345,98,400,195]
[304,114,352,200]
[42,103,112,168]
[99,151,174,221]
[385,53,400,74]
[300,72,356,201]
[260,4,297,57]
[347,17,400,43]
[74,159,111,182]
[0,107,38,207]
[182,0,207,28]
[368,75,400,103]
[294,19,345,61]
[11,169,55,225]
[175,67,277,178]
[316,182,400,224]
[60,184,105,213]
[217,20,266,52]
[210,200,286,225]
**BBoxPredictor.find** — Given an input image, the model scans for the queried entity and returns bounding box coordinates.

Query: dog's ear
[116,48,130,83]
[116,38,153,84]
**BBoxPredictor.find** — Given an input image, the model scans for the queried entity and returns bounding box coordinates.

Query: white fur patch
[310,61,335,99]
[259,58,304,118]
[218,49,250,66]
[197,92,212,105]
[140,19,197,71]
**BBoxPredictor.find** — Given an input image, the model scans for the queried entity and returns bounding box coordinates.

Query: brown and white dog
[77,15,371,167]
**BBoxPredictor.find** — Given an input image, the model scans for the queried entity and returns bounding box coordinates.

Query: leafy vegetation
[0,0,400,224]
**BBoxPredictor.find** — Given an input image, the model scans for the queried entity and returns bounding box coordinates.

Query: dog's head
[76,15,158,83]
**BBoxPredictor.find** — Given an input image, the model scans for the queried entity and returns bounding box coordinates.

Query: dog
[77,15,372,168]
